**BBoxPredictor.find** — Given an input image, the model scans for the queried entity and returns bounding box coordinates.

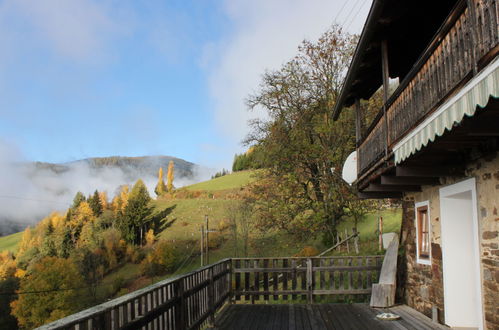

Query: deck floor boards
[213,304,448,330]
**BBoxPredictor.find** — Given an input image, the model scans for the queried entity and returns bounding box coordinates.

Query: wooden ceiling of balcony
[358,97,499,198]
[337,0,458,110]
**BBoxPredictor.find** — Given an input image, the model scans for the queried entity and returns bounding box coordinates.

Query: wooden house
[333,0,498,329]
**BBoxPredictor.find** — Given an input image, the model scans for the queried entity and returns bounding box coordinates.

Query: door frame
[439,177,484,329]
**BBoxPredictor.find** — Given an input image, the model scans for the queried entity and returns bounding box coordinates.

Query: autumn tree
[98,191,108,210]
[245,25,364,244]
[154,167,167,196]
[10,257,86,329]
[166,161,174,192]
[71,191,86,210]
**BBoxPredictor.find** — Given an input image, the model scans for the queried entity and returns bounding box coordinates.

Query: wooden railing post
[176,279,186,330]
[306,258,313,304]
[208,266,215,326]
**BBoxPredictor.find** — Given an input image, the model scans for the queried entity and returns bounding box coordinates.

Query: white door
[439,178,483,329]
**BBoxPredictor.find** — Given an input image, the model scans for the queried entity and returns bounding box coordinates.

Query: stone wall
[399,199,445,323]
[399,153,499,329]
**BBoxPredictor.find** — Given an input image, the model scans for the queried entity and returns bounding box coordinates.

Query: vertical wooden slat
[244,259,250,301]
[282,259,289,300]
[328,258,334,292]
[320,258,325,292]
[290,259,296,300]
[272,259,278,300]
[253,259,259,302]
[263,259,269,301]
[235,259,241,300]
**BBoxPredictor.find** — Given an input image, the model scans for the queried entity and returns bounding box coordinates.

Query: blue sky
[0,0,370,170]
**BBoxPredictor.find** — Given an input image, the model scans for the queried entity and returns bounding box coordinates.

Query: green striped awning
[394,58,499,164]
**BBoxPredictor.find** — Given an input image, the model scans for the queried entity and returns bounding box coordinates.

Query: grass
[184,170,257,191]
[0,231,23,253]
[153,198,234,241]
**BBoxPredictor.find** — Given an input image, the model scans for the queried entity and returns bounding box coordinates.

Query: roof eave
[332,0,385,121]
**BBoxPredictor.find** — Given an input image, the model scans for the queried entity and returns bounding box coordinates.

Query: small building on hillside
[333,0,498,329]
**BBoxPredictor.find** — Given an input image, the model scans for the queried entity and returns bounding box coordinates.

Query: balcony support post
[381,39,390,155]
[354,98,362,146]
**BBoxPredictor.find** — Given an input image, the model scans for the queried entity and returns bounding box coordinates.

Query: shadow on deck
[213,304,447,330]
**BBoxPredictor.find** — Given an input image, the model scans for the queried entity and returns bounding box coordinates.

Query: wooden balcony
[38,256,385,330]
[357,0,498,177]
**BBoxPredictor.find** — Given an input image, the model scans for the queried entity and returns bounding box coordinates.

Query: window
[415,201,431,265]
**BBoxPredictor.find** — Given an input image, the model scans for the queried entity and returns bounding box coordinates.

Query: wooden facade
[346,0,498,190]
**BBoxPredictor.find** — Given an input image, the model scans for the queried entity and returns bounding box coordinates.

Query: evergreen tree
[166,161,174,193]
[71,192,86,210]
[88,190,103,217]
[119,179,153,245]
[154,167,167,196]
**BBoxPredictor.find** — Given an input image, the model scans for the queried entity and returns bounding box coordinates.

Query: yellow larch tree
[166,161,174,193]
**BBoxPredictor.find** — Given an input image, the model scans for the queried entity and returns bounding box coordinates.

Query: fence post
[229,259,235,304]
[306,258,313,304]
[175,279,186,330]
[208,266,215,326]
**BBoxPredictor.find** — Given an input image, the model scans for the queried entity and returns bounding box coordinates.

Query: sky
[0,0,371,170]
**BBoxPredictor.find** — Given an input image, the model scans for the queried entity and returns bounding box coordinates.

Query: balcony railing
[358,0,498,176]
[38,256,383,330]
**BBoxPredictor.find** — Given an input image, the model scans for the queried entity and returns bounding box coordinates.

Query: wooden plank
[244,260,250,301]
[235,259,241,300]
[316,304,337,330]
[301,259,307,300]
[365,183,422,192]
[288,304,297,330]
[253,259,259,302]
[282,259,289,300]
[358,191,403,199]
[263,259,269,301]
[370,237,399,307]
[291,259,296,300]
[328,259,335,292]
[306,305,327,330]
[320,259,325,292]
[395,166,464,177]
[380,175,439,186]
[272,259,278,300]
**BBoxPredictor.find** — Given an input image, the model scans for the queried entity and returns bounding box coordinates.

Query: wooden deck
[213,304,447,330]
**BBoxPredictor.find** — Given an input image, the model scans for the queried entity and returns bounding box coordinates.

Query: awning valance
[394,58,499,164]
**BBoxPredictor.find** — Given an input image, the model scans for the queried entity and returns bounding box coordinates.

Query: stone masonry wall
[399,153,499,329]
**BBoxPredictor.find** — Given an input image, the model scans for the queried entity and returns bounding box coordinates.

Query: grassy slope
[0,231,23,253]
[184,170,256,191]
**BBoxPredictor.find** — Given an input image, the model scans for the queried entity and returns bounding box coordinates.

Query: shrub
[294,246,319,257]
[139,240,178,277]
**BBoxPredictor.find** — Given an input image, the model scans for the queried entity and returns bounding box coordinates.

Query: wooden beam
[395,166,464,177]
[355,98,362,145]
[381,39,390,104]
[381,39,390,154]
[358,192,403,199]
[381,175,440,186]
[365,184,421,192]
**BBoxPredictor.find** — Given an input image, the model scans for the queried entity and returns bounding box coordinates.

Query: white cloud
[204,0,370,143]
[0,139,213,229]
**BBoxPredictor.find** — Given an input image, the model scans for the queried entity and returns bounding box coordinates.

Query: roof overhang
[332,0,459,120]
